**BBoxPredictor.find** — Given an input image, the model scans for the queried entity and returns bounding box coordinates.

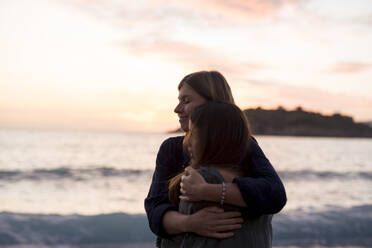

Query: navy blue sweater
[144,136,286,238]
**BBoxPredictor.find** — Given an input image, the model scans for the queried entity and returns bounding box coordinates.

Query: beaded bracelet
[220,182,226,207]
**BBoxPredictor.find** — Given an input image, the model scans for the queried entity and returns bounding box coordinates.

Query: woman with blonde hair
[145,71,286,246]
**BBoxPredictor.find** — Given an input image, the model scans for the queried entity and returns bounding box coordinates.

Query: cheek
[185,103,197,116]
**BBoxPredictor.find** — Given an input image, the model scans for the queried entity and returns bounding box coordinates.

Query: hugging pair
[145,71,286,248]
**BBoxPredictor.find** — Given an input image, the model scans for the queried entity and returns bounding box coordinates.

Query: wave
[0,167,153,181]
[1,167,371,182]
[277,170,372,181]
[0,212,154,245]
[0,205,371,246]
[273,205,372,247]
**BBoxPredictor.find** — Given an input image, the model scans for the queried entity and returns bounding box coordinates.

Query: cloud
[329,62,372,74]
[188,0,296,20]
[65,0,300,73]
[68,0,206,27]
[69,0,296,29]
[352,14,372,26]
[62,0,372,122]
[122,37,268,75]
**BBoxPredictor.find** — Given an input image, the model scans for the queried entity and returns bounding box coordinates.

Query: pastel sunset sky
[1,0,372,132]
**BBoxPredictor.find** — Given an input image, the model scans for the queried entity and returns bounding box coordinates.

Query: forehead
[178,84,200,99]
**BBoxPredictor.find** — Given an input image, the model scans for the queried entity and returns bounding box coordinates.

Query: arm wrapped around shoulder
[234,137,287,217]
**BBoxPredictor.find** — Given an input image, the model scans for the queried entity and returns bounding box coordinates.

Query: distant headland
[169,106,372,138]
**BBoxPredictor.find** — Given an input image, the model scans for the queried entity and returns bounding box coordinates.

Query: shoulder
[247,136,265,158]
[241,136,268,174]
[159,135,184,152]
[157,135,185,162]
[197,166,225,184]
[155,136,186,177]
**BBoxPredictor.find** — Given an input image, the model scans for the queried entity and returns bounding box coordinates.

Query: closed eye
[179,97,190,104]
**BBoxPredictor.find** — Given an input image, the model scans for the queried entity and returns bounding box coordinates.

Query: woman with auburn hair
[162,102,272,247]
[145,71,286,246]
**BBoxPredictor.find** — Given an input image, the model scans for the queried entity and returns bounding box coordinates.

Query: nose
[174,102,182,114]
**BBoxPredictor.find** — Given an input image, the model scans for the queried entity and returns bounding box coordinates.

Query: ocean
[0,128,371,247]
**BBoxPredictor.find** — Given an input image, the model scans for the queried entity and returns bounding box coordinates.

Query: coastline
[168,106,372,138]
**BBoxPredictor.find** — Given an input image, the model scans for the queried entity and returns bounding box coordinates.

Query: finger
[215,224,242,232]
[218,211,242,219]
[181,174,191,183]
[184,166,192,176]
[216,217,244,225]
[179,195,190,201]
[203,206,224,213]
[180,188,186,194]
[207,232,234,239]
[180,181,189,192]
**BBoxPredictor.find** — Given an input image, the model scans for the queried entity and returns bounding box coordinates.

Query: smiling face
[174,83,206,132]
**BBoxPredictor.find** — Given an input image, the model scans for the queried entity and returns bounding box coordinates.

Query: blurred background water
[0,128,371,247]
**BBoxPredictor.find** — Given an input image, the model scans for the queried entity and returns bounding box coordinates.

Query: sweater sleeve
[144,137,180,238]
[233,137,287,217]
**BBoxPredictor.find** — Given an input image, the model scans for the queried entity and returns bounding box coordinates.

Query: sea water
[0,128,371,247]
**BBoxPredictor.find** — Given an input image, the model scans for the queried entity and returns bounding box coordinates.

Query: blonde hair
[178,71,235,104]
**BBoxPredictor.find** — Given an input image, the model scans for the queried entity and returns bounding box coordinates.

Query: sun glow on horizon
[1,0,372,132]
